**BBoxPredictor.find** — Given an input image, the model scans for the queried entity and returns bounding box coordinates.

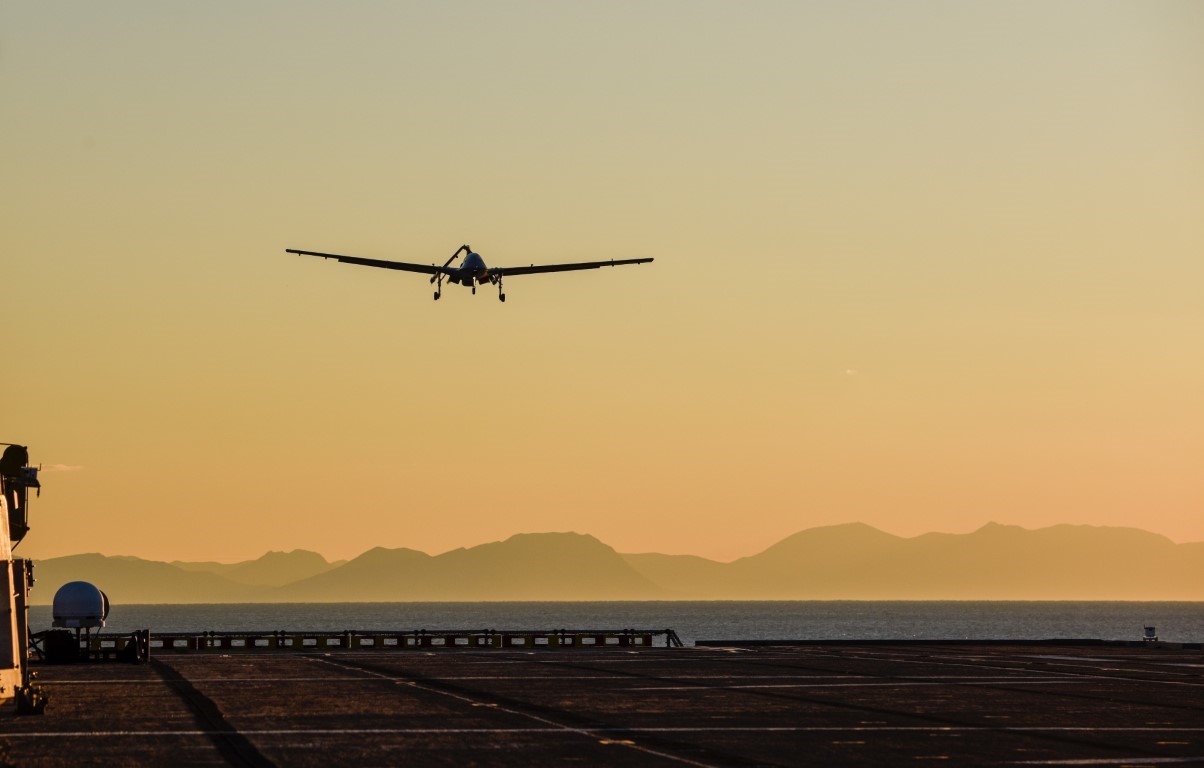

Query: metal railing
[74,627,685,654]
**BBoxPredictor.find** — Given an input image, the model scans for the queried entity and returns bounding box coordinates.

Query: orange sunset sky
[4,2,1202,564]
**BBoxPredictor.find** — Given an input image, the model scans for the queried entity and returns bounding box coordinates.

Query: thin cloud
[40,464,85,472]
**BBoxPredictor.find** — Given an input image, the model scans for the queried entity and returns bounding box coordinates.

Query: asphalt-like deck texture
[3,643,1203,766]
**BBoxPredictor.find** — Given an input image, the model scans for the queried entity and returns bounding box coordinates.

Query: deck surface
[4,642,1204,766]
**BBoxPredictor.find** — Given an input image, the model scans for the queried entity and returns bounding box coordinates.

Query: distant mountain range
[29,523,1204,605]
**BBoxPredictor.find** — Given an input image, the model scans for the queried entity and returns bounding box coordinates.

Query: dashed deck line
[310,655,721,768]
[7,725,1204,738]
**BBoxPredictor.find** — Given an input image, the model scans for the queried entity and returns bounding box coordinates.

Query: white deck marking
[310,656,720,768]
[5,726,1204,738]
[42,672,1114,686]
[1012,759,1204,765]
[629,679,1100,691]
[801,650,1204,688]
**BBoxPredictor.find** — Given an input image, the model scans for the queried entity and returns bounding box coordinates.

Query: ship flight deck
[3,640,1204,766]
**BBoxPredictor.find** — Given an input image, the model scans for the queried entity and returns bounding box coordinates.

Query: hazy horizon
[32,522,1204,603]
[39,519,1204,566]
[6,2,1201,565]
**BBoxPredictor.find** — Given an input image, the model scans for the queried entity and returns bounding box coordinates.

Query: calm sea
[27,602,1204,646]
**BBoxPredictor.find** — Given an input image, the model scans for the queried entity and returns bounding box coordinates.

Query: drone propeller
[431,244,470,284]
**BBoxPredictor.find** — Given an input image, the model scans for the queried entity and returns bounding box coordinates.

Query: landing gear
[430,245,469,299]
[497,275,506,302]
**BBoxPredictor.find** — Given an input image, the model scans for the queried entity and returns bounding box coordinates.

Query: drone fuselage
[446,251,495,286]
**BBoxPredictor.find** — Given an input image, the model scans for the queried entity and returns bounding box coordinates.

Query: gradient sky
[4,1,1202,564]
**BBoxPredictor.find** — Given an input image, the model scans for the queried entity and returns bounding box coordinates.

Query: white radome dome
[52,581,110,629]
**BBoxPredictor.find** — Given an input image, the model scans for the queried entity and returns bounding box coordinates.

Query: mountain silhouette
[172,549,341,587]
[36,553,271,604]
[725,523,906,598]
[273,546,435,601]
[619,552,733,597]
[717,523,1203,599]
[273,533,662,601]
[29,523,1204,604]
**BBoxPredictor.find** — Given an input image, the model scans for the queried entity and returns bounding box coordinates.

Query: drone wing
[492,257,653,276]
[287,249,447,276]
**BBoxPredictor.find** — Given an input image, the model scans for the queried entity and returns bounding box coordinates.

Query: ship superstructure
[1,444,40,711]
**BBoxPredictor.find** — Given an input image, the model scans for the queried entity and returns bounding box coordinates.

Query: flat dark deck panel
[5,643,1203,766]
